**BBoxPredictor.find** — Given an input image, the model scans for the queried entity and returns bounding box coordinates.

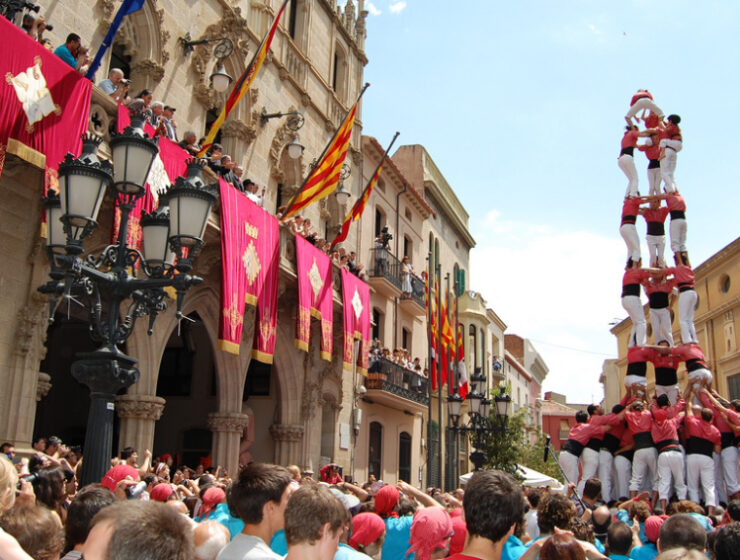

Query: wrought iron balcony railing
[367,247,402,290]
[366,357,429,406]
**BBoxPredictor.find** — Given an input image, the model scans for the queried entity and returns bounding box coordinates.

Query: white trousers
[599,449,615,503]
[622,295,647,347]
[720,445,740,497]
[619,154,639,197]
[620,224,642,263]
[655,384,679,405]
[578,448,600,496]
[646,234,666,267]
[687,453,716,507]
[648,166,662,196]
[659,140,682,193]
[559,451,580,486]
[614,455,632,500]
[657,449,687,500]
[670,218,687,253]
[649,307,674,345]
[630,447,658,492]
[626,98,665,120]
[678,289,698,344]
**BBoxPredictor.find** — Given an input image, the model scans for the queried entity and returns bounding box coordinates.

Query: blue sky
[359,1,740,402]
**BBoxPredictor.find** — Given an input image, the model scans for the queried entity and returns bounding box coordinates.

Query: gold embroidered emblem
[242,240,261,285]
[308,258,323,300]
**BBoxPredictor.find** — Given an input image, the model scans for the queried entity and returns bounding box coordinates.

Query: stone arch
[271,317,304,426]
[270,119,306,209]
[102,0,170,90]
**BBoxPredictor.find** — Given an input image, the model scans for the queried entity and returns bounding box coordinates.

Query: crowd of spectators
[368,338,429,381]
[2,430,740,560]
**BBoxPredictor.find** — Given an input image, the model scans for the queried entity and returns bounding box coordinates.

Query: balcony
[366,247,402,298]
[365,357,429,412]
[399,273,426,316]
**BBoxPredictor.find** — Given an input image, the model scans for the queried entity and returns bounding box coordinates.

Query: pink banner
[0,16,92,191]
[295,235,333,360]
[218,179,279,363]
[341,269,370,375]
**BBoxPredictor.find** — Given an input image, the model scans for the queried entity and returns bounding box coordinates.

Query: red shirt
[666,192,686,212]
[649,352,681,370]
[622,197,643,221]
[662,123,682,141]
[651,416,683,445]
[670,343,705,364]
[639,140,661,160]
[623,268,652,287]
[631,91,653,105]
[644,113,661,128]
[628,346,657,364]
[642,207,669,226]
[619,428,634,448]
[651,399,686,419]
[643,278,677,295]
[699,393,733,434]
[685,415,721,446]
[568,422,609,445]
[625,409,653,434]
[621,129,640,150]
[665,265,695,289]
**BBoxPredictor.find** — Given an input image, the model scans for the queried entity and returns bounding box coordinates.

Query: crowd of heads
[368,338,428,381]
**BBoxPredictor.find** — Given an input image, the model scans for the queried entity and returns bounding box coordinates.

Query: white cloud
[469,210,627,403]
[587,23,602,35]
[367,1,381,15]
[389,1,406,14]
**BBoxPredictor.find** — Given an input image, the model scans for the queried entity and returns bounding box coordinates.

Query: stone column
[207,412,249,476]
[116,394,166,456]
[269,424,305,466]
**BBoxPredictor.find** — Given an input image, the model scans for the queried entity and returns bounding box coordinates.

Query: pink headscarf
[407,508,453,560]
[349,512,386,550]
[149,483,175,502]
[101,464,139,491]
[200,487,226,519]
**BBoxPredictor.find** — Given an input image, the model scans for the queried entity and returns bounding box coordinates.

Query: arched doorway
[368,421,382,479]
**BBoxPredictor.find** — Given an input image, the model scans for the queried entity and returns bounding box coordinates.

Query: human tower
[559,90,740,513]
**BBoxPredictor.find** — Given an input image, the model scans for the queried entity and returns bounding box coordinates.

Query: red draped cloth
[295,235,333,360]
[0,16,92,191]
[218,179,279,362]
[341,269,370,375]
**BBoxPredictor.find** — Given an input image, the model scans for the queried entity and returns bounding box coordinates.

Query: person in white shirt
[217,463,295,560]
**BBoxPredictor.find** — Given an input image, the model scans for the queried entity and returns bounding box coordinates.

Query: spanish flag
[330,131,399,249]
[281,84,369,220]
[198,0,289,156]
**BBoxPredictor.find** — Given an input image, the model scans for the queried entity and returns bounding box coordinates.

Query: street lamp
[38,114,217,486]
[261,108,306,160]
[179,34,235,93]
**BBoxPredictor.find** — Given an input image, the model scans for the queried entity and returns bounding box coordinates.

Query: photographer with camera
[98,68,129,103]
[20,10,51,42]
[374,226,393,276]
[53,33,89,72]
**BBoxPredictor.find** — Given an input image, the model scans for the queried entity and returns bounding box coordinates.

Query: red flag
[0,16,92,191]
[440,294,453,388]
[341,269,371,375]
[457,325,469,399]
[295,235,333,360]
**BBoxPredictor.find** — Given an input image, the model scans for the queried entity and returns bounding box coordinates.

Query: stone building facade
[609,236,740,404]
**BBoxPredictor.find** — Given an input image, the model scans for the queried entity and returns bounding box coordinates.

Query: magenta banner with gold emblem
[341,269,370,375]
[295,234,333,360]
[218,179,279,362]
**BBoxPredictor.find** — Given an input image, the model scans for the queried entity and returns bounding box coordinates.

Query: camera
[16,472,39,490]
[24,2,40,12]
[125,481,147,500]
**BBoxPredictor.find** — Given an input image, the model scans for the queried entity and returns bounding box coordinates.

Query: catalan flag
[457,324,469,399]
[281,84,369,220]
[198,0,289,156]
[428,273,441,391]
[440,292,453,389]
[330,131,399,249]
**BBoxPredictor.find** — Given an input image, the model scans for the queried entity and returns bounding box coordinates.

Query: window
[332,43,348,100]
[398,432,412,482]
[375,208,384,237]
[720,274,731,294]
[402,327,410,353]
[372,308,383,343]
[729,373,740,400]
[109,43,131,78]
[157,316,198,397]
[403,235,411,259]
[368,422,382,479]
[320,402,335,459]
[468,324,476,372]
[205,108,223,145]
[288,0,299,39]
[725,322,737,354]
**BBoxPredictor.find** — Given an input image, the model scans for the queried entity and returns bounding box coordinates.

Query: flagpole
[85,0,142,80]
[281,82,370,221]
[453,278,460,487]
[425,255,434,488]
[436,263,443,488]
[330,130,399,247]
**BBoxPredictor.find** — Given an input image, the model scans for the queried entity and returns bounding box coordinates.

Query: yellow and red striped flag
[197,0,289,156]
[281,84,369,221]
[330,131,399,249]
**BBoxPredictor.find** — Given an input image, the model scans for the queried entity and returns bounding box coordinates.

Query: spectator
[53,33,82,69]
[631,516,664,560]
[208,144,224,174]
[0,455,35,560]
[133,90,153,109]
[0,503,64,560]
[32,437,47,453]
[162,106,178,140]
[728,501,740,523]
[284,485,346,559]
[217,462,294,560]
[150,101,164,127]
[447,470,525,560]
[349,512,386,557]
[407,507,453,560]
[62,485,117,560]
[320,464,343,485]
[195,521,231,560]
[657,514,706,553]
[540,532,587,560]
[606,521,635,560]
[714,523,740,560]
[654,549,706,560]
[30,466,68,522]
[21,13,47,41]
[82,500,193,560]
[526,488,544,540]
[538,493,578,537]
[97,69,129,102]
[592,505,612,546]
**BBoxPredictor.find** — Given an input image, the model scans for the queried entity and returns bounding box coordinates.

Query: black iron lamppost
[39,113,217,486]
[447,371,511,473]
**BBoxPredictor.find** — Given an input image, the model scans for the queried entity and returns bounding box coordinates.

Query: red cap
[101,464,139,491]
[644,515,664,542]
[374,485,400,517]
[349,512,386,549]
[149,483,175,502]
[407,508,453,560]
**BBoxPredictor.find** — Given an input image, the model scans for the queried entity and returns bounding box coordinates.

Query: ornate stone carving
[269,423,304,442]
[301,378,320,421]
[131,59,165,84]
[221,120,258,146]
[115,394,166,421]
[349,146,362,166]
[207,412,250,433]
[14,292,48,358]
[36,372,51,401]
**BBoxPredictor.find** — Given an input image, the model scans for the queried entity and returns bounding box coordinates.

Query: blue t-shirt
[270,529,288,555]
[381,515,414,560]
[632,543,658,560]
[616,510,647,544]
[336,542,374,560]
[502,535,528,560]
[53,45,76,68]
[609,555,634,560]
[195,503,244,540]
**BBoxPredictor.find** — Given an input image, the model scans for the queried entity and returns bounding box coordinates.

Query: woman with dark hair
[31,466,68,522]
[541,533,588,560]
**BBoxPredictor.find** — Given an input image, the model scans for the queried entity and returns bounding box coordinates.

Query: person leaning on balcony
[401,256,413,295]
[178,131,200,156]
[53,33,82,69]
[98,68,129,103]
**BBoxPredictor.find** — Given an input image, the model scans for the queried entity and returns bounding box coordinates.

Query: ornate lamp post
[39,114,217,486]
[447,371,511,472]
